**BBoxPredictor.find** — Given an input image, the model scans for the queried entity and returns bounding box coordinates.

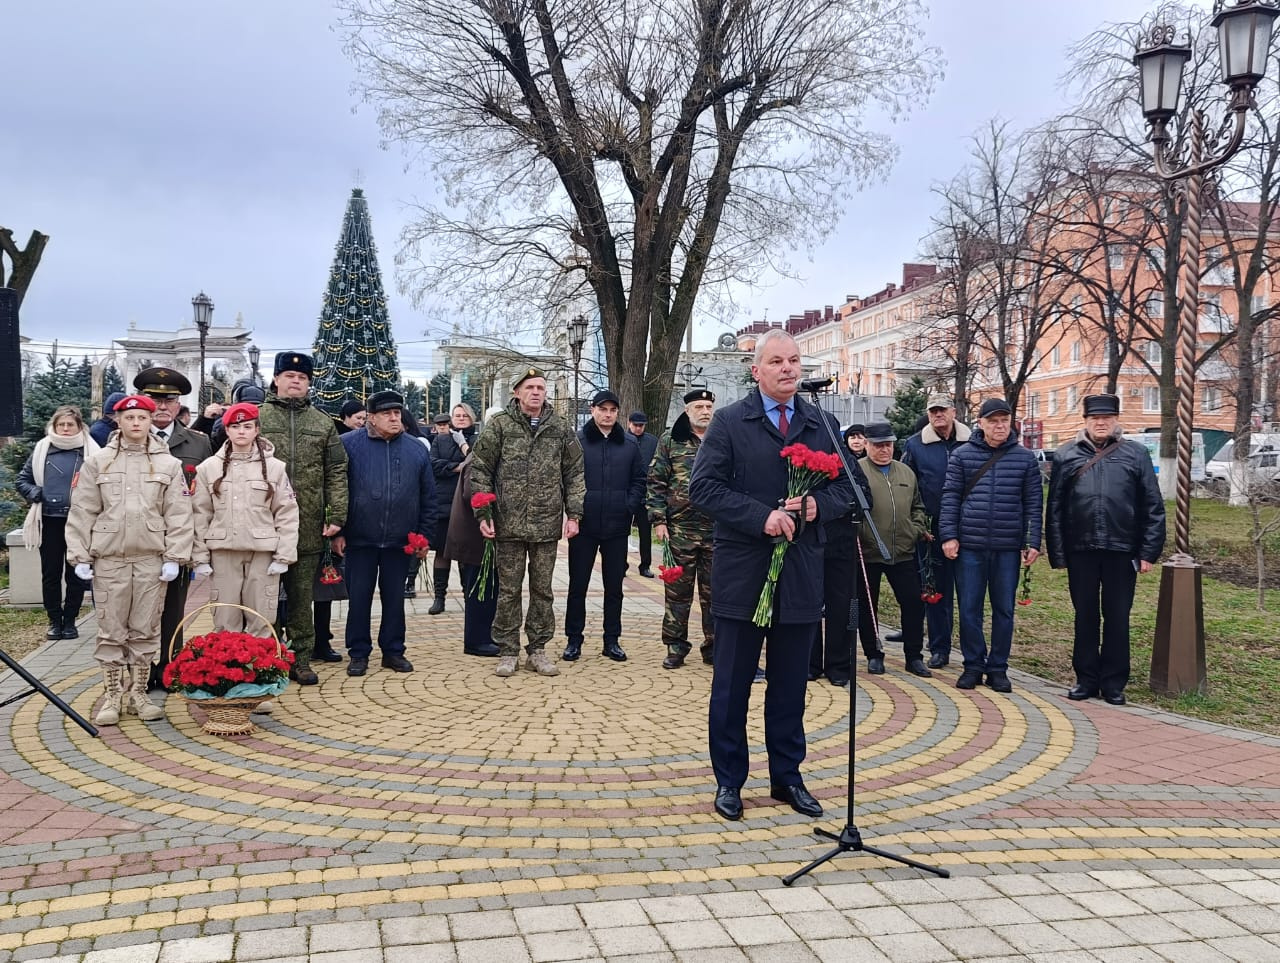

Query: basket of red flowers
[163,603,294,736]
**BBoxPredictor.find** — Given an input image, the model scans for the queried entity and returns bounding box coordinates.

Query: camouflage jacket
[470,399,585,542]
[257,392,348,555]
[646,413,713,539]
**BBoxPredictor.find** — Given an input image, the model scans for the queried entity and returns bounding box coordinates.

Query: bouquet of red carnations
[404,532,430,557]
[163,631,294,700]
[658,541,684,584]
[469,492,498,600]
[752,444,842,627]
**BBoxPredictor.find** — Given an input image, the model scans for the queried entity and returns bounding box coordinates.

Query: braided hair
[212,435,274,502]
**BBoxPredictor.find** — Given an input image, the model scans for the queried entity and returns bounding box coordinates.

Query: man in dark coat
[627,411,659,577]
[690,329,854,822]
[563,390,646,663]
[939,398,1042,694]
[335,391,436,676]
[133,366,213,690]
[89,392,126,447]
[1047,393,1165,705]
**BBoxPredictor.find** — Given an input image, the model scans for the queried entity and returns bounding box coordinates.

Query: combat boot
[525,650,560,676]
[125,664,165,721]
[95,665,126,727]
[495,655,519,677]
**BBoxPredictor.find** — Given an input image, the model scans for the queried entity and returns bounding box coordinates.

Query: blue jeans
[954,549,1020,674]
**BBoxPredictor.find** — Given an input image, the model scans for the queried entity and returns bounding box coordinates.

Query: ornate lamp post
[568,314,588,428]
[247,343,261,387]
[191,291,214,406]
[1134,0,1279,694]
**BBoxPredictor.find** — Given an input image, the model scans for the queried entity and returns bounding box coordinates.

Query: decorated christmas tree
[311,188,400,414]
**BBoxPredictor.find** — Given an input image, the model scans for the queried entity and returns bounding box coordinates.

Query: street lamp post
[1134,0,1279,694]
[248,343,261,387]
[191,291,214,406]
[568,315,588,429]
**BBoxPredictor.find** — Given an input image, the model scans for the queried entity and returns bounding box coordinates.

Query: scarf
[23,428,99,550]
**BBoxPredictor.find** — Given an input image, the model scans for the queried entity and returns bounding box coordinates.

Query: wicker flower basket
[168,602,288,737]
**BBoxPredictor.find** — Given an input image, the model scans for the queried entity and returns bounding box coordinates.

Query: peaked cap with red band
[221,402,260,427]
[115,395,158,413]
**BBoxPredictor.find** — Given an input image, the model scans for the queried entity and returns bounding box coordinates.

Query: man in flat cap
[562,389,646,664]
[257,351,348,683]
[1047,393,1165,705]
[627,410,659,577]
[133,366,212,689]
[334,390,435,676]
[647,388,717,669]
[470,367,586,678]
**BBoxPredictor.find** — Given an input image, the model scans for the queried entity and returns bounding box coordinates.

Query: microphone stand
[782,387,946,885]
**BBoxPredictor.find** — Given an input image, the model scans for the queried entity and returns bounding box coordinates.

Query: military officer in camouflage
[470,368,586,678]
[647,389,717,669]
[257,352,348,684]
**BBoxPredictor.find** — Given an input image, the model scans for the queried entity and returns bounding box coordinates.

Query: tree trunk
[0,228,50,309]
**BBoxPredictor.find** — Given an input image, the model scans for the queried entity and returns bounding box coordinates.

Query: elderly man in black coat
[690,329,855,822]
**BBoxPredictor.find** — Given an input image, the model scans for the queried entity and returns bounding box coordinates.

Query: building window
[1029,393,1040,417]
[1201,387,1222,412]
[1146,247,1164,270]
[1107,245,1125,269]
[1068,386,1078,411]
[1252,293,1271,316]
[1071,295,1084,317]
[1147,294,1164,318]
[1051,345,1060,367]
[1048,390,1058,415]
[1144,340,1162,365]
[1144,386,1161,413]
[1071,341,1082,364]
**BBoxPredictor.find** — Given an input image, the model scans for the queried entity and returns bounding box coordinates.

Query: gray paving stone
[590,926,667,958]
[809,938,891,963]
[454,937,530,963]
[847,904,920,936]
[384,946,457,963]
[1154,942,1236,963]
[310,952,385,963]
[580,902,649,930]
[83,950,160,963]
[933,925,1019,959]
[234,928,308,960]
[156,935,235,963]
[654,920,733,950]
[990,922,1079,953]
[867,931,952,963]
[309,922,381,954]
[639,897,713,924]
[742,944,819,963]
[524,929,599,962]
[380,917,450,945]
[448,910,518,941]
[1162,909,1252,940]
[513,905,584,935]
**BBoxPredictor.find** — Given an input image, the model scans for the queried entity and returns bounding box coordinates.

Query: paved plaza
[1,549,1279,961]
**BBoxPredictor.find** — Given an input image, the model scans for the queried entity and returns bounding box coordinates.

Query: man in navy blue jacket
[563,390,646,663]
[939,398,1042,694]
[690,330,854,822]
[335,391,436,677]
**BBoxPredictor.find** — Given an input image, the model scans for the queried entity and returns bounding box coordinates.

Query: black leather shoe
[714,786,743,821]
[314,648,344,663]
[562,640,582,662]
[290,666,319,686]
[602,642,627,662]
[884,629,903,642]
[807,670,821,681]
[346,658,368,677]
[701,648,714,665]
[45,621,63,640]
[867,656,885,675]
[1102,690,1127,706]
[906,659,933,678]
[770,783,823,818]
[927,653,949,669]
[827,675,850,687]
[404,587,416,599]
[381,654,414,673]
[464,642,501,657]
[662,651,686,669]
[955,669,982,690]
[1067,684,1095,701]
[61,624,80,640]
[986,671,1012,693]
[638,566,655,579]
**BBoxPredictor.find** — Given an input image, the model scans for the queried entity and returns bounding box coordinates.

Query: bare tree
[340,0,940,419]
[0,227,49,309]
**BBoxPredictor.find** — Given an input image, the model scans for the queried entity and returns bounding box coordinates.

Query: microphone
[798,377,835,393]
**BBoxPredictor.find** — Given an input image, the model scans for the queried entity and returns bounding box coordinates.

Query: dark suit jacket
[160,423,213,474]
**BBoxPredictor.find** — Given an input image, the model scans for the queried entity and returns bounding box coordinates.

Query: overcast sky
[6,0,1196,376]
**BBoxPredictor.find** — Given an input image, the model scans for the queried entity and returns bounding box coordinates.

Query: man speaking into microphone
[691,331,853,822]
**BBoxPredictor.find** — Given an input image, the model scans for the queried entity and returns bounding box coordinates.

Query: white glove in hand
[74,563,93,581]
[450,429,466,448]
[159,561,180,582]
[193,563,213,578]
[266,561,289,575]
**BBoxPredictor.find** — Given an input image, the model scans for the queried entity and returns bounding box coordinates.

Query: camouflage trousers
[663,533,714,659]
[493,539,559,657]
[276,552,319,670]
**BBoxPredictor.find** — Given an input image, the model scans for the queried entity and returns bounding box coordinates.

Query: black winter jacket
[1045,430,1166,568]
[578,420,646,539]
[939,429,1043,552]
[340,428,437,550]
[88,418,115,448]
[17,447,86,518]
[430,426,474,516]
[902,420,972,533]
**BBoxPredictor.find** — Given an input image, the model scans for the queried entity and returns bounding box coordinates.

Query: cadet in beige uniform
[65,395,195,726]
[191,402,299,636]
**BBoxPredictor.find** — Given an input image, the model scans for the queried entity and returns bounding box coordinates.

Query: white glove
[159,561,180,582]
[74,563,93,581]
[193,563,213,578]
[450,429,467,448]
[266,561,289,575]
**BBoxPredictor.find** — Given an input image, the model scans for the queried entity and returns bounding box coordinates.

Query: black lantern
[1133,26,1192,124]
[247,343,261,386]
[191,291,214,404]
[1212,0,1280,90]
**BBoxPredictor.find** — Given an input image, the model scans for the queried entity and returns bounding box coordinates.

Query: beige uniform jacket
[191,440,300,566]
[65,435,195,564]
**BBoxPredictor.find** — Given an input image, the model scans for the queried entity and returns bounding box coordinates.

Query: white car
[1205,434,1280,481]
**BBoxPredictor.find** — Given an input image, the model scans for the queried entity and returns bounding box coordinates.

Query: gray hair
[452,402,477,421]
[753,328,797,364]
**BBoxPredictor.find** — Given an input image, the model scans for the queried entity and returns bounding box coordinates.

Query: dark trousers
[314,600,337,654]
[344,546,411,660]
[858,560,926,661]
[917,540,957,659]
[811,546,854,682]
[565,532,628,645]
[708,617,816,789]
[460,562,499,650]
[1067,550,1137,695]
[38,516,87,623]
[955,548,1020,674]
[634,511,652,569]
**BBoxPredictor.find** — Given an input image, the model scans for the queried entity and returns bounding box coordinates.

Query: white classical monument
[114,312,257,408]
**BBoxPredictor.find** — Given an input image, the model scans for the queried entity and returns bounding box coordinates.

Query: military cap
[134,366,192,396]
[512,367,545,390]
[273,351,314,378]
[221,402,260,427]
[926,393,953,410]
[683,388,715,404]
[115,394,157,413]
[366,389,405,413]
[1083,393,1120,417]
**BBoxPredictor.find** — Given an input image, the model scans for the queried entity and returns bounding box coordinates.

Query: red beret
[115,395,157,413]
[222,402,260,427]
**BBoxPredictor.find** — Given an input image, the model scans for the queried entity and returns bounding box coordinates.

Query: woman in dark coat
[442,453,500,656]
[427,403,478,613]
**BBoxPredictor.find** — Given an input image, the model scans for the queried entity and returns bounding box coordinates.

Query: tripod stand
[0,645,98,737]
[783,389,946,885]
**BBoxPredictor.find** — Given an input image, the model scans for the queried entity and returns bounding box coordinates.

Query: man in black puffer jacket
[939,398,1042,694]
[1047,393,1165,706]
[562,390,646,663]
